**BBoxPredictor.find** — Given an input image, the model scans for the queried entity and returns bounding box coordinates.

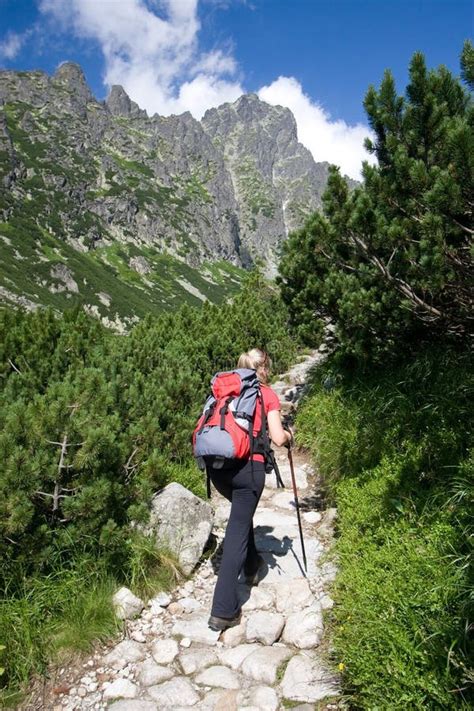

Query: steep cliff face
[202,94,330,269]
[0,63,332,325]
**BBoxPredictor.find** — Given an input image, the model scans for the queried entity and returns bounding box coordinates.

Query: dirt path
[32,351,341,711]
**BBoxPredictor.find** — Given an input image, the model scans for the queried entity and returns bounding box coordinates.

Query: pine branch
[124,447,139,484]
[317,246,358,272]
[347,230,444,320]
[8,359,21,374]
[451,217,474,235]
[53,434,68,512]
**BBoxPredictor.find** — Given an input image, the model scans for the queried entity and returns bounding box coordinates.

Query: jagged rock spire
[54,61,93,104]
[106,85,147,118]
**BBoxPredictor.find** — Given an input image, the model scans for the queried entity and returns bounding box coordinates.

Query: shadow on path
[209,523,307,600]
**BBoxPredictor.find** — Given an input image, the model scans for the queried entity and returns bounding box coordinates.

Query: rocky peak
[234,92,265,119]
[54,62,92,104]
[106,84,147,119]
[202,93,297,143]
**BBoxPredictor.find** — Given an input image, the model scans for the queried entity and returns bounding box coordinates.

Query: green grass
[126,534,182,600]
[110,153,154,178]
[235,156,276,219]
[296,347,473,709]
[0,561,119,706]
[0,209,245,322]
[0,537,181,707]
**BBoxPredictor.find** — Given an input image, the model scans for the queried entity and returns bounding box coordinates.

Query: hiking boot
[208,612,241,632]
[244,555,267,586]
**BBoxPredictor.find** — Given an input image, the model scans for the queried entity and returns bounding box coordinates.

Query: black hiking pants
[209,459,265,619]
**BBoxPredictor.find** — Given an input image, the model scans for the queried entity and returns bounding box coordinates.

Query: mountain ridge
[0,62,340,328]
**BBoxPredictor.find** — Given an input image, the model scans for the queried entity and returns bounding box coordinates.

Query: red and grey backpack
[193,368,271,494]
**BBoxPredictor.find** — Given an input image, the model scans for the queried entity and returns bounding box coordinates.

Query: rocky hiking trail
[26,349,342,711]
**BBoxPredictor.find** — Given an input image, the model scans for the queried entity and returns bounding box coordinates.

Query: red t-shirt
[251,385,281,462]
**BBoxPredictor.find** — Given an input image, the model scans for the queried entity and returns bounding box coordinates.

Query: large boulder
[148,482,213,575]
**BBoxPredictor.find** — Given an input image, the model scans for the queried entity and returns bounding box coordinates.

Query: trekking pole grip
[283,426,294,450]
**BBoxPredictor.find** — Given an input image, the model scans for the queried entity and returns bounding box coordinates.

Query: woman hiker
[207,348,293,632]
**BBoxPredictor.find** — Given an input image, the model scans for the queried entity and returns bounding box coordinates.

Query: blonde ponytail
[237,348,271,383]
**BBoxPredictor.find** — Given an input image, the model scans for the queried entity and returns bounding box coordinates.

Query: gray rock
[178,596,202,613]
[320,560,338,582]
[220,620,247,647]
[106,84,146,118]
[196,689,238,710]
[252,509,298,530]
[202,94,334,268]
[273,578,314,613]
[130,629,146,643]
[254,536,323,582]
[241,645,293,684]
[129,255,152,275]
[245,611,285,645]
[107,702,157,711]
[319,593,335,610]
[195,665,241,689]
[168,601,185,616]
[0,66,341,320]
[271,491,296,510]
[241,586,274,611]
[50,263,79,294]
[302,511,322,524]
[136,658,174,686]
[103,678,138,700]
[148,483,213,575]
[179,647,218,675]
[147,677,200,706]
[282,604,324,649]
[151,591,172,607]
[280,652,340,702]
[172,612,220,646]
[112,586,145,620]
[103,639,146,669]
[265,463,308,490]
[218,643,261,670]
[151,638,179,664]
[246,685,279,711]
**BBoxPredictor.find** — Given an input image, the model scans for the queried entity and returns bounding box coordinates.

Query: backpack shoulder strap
[257,387,271,452]
[198,399,216,434]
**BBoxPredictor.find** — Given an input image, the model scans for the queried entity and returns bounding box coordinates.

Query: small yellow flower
[338,663,345,672]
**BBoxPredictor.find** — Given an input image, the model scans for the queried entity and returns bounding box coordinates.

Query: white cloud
[39,0,243,117]
[39,0,372,177]
[193,50,237,77]
[259,76,373,180]
[0,31,27,60]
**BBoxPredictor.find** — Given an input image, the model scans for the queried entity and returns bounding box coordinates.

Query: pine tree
[0,271,297,583]
[279,45,473,359]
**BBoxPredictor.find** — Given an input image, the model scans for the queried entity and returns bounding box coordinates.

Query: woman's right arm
[267,410,292,447]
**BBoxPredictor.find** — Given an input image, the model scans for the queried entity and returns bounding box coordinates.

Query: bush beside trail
[0,272,298,703]
[296,347,473,708]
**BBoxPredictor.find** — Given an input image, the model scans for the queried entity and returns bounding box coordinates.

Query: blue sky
[0,0,471,178]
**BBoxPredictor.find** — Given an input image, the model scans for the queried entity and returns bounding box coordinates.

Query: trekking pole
[285,434,308,573]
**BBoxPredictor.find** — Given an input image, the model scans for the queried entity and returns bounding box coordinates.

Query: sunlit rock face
[0,63,349,319]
